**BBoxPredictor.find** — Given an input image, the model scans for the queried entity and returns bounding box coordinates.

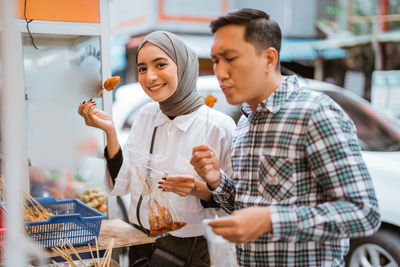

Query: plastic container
[25,197,106,248]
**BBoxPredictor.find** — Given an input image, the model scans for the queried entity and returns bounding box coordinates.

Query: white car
[113,75,400,266]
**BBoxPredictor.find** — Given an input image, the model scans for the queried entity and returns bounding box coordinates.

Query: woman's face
[137,42,178,102]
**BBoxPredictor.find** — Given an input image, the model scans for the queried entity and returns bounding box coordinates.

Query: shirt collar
[241,75,299,117]
[154,106,200,132]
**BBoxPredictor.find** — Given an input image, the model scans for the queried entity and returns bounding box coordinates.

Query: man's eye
[226,57,236,62]
[138,67,146,72]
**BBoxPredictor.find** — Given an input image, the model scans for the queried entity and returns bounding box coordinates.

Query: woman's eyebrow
[137,56,169,67]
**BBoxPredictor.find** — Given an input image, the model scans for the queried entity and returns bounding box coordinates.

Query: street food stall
[0,1,153,265]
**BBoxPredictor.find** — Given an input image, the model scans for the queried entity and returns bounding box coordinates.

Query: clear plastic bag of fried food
[135,164,187,237]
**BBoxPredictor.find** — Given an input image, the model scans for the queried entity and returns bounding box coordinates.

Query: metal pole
[0,0,29,266]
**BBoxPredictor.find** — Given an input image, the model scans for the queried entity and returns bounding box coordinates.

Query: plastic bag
[202,219,239,267]
[134,163,187,237]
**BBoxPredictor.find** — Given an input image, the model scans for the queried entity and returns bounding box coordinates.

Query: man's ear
[263,47,279,72]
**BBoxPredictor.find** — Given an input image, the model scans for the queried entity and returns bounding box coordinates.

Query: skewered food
[88,76,121,101]
[24,192,54,222]
[205,94,217,107]
[135,166,187,237]
[104,76,120,91]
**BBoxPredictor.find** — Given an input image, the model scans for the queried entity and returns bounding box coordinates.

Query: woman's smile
[148,83,166,91]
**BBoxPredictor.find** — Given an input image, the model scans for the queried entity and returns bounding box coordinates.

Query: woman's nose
[146,68,157,83]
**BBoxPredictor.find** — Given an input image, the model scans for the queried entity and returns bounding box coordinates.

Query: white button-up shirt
[105,102,236,237]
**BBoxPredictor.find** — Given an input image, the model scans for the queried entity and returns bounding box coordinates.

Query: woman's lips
[148,83,166,91]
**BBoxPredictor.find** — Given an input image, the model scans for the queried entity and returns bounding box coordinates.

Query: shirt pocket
[258,155,296,203]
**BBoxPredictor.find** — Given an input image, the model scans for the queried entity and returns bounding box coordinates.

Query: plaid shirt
[211,75,380,266]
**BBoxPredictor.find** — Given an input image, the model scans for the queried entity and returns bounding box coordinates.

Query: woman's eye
[138,67,146,73]
[156,62,167,68]
[226,57,236,62]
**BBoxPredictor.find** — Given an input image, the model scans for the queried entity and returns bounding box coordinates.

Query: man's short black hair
[210,8,282,56]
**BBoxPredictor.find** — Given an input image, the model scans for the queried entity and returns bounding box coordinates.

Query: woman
[78,31,235,266]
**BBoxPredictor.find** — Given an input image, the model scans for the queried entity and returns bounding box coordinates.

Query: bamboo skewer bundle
[24,192,54,222]
[51,238,115,267]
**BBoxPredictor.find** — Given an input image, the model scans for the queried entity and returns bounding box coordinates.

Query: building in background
[108,0,348,85]
[108,0,400,107]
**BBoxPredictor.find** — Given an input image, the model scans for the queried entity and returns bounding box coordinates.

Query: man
[190,8,380,266]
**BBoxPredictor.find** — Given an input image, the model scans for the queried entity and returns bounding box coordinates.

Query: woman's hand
[159,176,211,201]
[159,176,195,197]
[77,100,114,132]
[78,100,120,158]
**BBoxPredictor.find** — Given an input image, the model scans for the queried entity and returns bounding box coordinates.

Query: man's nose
[213,61,229,82]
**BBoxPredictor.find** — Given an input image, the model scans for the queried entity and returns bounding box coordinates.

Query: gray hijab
[137,31,204,117]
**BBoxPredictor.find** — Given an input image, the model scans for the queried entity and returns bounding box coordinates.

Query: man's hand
[208,206,273,243]
[190,145,221,189]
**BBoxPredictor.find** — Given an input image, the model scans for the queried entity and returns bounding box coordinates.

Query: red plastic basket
[0,228,4,259]
[0,205,5,259]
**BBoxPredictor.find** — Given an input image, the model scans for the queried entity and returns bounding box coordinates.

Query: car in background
[113,75,400,267]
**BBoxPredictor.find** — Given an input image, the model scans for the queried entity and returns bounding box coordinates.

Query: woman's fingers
[158,176,195,196]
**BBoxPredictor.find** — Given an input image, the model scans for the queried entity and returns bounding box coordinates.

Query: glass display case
[23,34,106,199]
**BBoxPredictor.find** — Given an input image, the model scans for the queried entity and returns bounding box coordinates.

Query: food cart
[0,1,152,266]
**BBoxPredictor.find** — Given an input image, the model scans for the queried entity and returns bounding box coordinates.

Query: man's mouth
[220,85,232,94]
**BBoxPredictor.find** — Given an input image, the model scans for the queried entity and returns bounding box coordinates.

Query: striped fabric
[211,75,380,266]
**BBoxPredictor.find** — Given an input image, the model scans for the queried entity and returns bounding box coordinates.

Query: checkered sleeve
[270,100,381,241]
[209,169,236,214]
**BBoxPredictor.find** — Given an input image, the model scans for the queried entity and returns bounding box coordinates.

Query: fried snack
[148,200,187,237]
[104,76,120,91]
[75,188,108,215]
[88,76,120,101]
[205,94,217,107]
[135,166,187,237]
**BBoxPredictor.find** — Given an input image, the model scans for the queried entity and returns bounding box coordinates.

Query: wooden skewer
[144,171,154,194]
[89,87,105,101]
[100,238,114,267]
[24,193,42,215]
[51,260,64,267]
[66,239,86,267]
[95,236,100,267]
[58,240,77,267]
[51,246,76,267]
[136,166,152,195]
[88,243,98,267]
[24,192,51,218]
